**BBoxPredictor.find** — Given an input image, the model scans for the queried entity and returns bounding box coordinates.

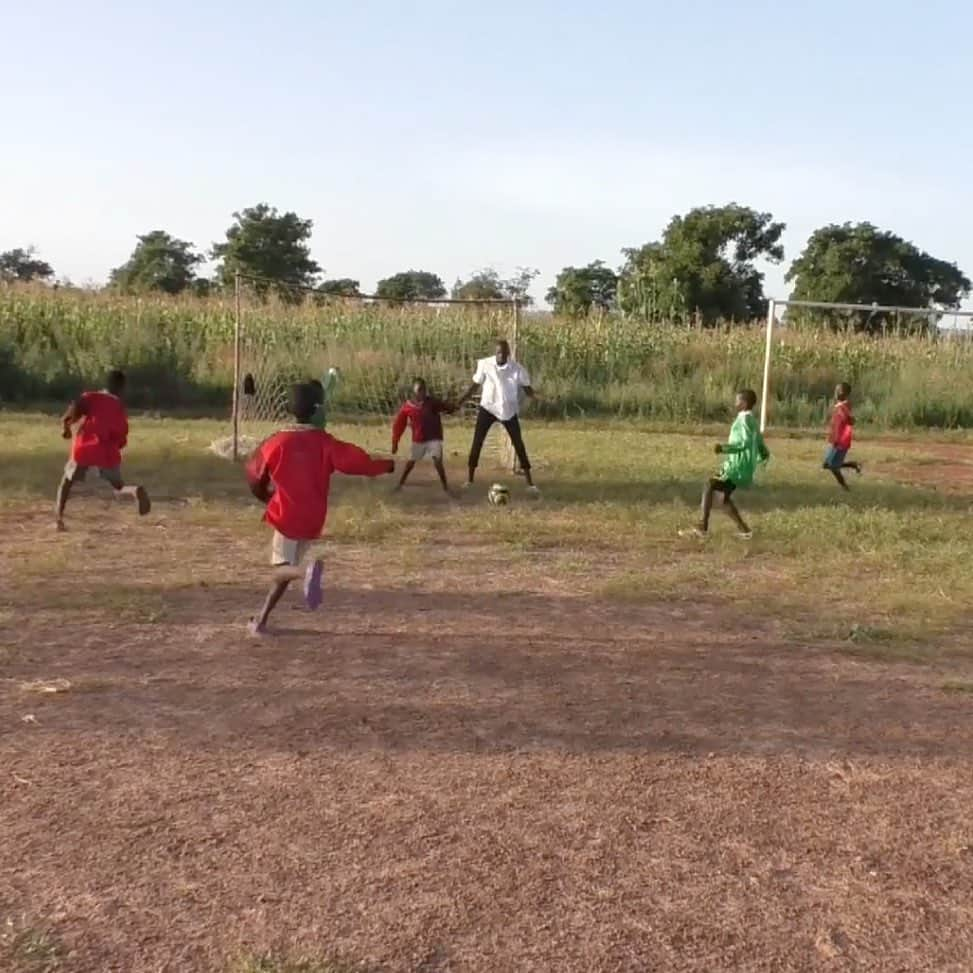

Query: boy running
[824,382,861,490]
[391,378,456,493]
[681,389,769,540]
[245,382,394,635]
[55,369,151,531]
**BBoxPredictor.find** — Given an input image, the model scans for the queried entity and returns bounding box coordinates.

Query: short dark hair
[412,377,427,387]
[836,382,851,399]
[289,382,318,423]
[738,388,757,410]
[496,339,510,352]
[106,370,126,394]
[308,378,325,403]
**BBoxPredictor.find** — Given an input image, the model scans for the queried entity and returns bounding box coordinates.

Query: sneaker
[736,531,753,541]
[303,559,324,611]
[856,463,864,477]
[462,481,474,491]
[526,485,541,498]
[135,486,151,516]
[54,519,66,533]
[247,618,269,638]
[679,527,707,539]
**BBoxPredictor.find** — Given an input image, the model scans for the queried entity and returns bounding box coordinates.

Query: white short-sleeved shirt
[473,356,531,422]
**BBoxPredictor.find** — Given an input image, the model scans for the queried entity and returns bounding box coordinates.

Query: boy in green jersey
[682,389,769,540]
[308,368,340,430]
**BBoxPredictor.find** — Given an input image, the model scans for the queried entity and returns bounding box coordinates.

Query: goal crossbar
[760,298,973,432]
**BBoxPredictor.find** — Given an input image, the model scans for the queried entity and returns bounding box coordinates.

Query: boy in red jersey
[55,370,151,530]
[823,382,862,491]
[245,382,395,635]
[390,378,456,493]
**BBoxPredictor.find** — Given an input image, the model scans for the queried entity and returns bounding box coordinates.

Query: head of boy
[411,378,428,403]
[106,370,126,397]
[309,378,325,405]
[835,382,851,402]
[736,388,757,413]
[495,340,511,366]
[290,382,319,424]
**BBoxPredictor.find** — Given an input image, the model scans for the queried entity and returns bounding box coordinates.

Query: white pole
[760,299,775,433]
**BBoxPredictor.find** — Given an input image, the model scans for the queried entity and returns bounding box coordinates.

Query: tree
[317,278,362,298]
[110,231,202,295]
[375,270,447,302]
[546,261,618,316]
[212,203,320,297]
[0,247,54,284]
[451,267,540,305]
[617,204,785,323]
[786,222,971,330]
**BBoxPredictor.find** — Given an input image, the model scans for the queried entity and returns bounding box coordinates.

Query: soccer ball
[488,483,510,506]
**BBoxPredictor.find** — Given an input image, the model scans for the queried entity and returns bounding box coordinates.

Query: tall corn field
[2,286,973,429]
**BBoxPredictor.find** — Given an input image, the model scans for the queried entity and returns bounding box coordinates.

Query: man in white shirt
[457,340,538,492]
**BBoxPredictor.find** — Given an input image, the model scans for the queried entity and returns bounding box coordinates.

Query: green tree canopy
[451,267,539,305]
[546,261,618,317]
[317,278,362,298]
[0,247,54,284]
[213,203,320,296]
[618,204,785,323]
[786,222,971,330]
[375,270,447,302]
[110,231,202,295]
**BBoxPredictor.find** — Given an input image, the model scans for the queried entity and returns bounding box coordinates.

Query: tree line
[3,202,969,332]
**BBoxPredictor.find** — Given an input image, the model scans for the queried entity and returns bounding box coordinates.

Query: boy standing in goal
[681,389,769,540]
[246,382,394,635]
[391,378,456,494]
[55,369,151,531]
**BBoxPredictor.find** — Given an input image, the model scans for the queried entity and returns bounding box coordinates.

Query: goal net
[216,275,522,470]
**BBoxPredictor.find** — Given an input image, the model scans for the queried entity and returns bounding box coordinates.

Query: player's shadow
[13,582,973,762]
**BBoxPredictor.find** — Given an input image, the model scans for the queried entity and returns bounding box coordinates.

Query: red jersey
[70,391,128,468]
[391,397,452,449]
[829,401,854,450]
[247,427,393,540]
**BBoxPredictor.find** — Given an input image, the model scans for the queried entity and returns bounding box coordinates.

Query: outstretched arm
[456,382,479,407]
[331,438,395,477]
[391,406,409,454]
[61,398,85,439]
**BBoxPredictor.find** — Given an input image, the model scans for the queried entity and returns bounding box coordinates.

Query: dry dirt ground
[3,450,973,972]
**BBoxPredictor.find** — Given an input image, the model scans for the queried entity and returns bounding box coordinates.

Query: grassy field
[3,412,973,970]
[6,285,973,428]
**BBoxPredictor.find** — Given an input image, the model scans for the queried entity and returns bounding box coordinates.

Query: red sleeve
[391,405,409,449]
[330,438,395,477]
[245,440,274,502]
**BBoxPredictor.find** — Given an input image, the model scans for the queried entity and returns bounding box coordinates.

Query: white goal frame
[760,298,973,432]
[229,272,523,464]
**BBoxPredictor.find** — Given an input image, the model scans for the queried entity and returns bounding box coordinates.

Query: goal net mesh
[216,278,519,469]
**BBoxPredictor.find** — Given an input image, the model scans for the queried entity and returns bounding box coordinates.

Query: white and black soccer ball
[488,482,510,506]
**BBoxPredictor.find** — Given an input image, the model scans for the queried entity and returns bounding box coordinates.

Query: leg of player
[104,469,152,515]
[699,478,718,532]
[54,476,74,530]
[432,456,451,493]
[467,407,497,486]
[721,493,752,537]
[826,465,851,491]
[394,461,416,491]
[501,416,536,490]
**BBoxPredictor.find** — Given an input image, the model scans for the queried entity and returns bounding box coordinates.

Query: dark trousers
[468,407,531,471]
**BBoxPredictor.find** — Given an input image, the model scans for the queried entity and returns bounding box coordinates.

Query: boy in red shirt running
[390,378,456,494]
[823,382,862,491]
[56,370,151,530]
[246,382,395,635]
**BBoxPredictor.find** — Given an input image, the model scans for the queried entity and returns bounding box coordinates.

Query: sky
[3,0,973,306]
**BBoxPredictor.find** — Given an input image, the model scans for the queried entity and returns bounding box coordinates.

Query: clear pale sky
[3,0,971,304]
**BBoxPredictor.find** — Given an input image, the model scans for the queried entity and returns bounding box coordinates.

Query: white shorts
[270,531,311,567]
[410,440,443,462]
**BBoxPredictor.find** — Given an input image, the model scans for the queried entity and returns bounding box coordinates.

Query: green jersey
[720,410,769,487]
[309,368,339,430]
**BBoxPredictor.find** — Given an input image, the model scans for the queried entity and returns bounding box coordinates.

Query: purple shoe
[303,559,324,611]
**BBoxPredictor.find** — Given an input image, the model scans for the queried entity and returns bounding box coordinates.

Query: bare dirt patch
[3,501,973,971]
[874,440,973,495]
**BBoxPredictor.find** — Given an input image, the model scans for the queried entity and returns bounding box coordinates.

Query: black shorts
[709,477,737,497]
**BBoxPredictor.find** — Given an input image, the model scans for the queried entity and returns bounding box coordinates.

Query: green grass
[229,955,367,973]
[0,920,64,973]
[6,285,973,428]
[2,411,972,657]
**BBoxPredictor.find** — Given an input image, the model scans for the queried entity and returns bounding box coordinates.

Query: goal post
[759,298,973,432]
[225,274,522,470]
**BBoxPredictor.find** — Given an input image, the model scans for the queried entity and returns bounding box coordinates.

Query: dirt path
[3,566,973,971]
